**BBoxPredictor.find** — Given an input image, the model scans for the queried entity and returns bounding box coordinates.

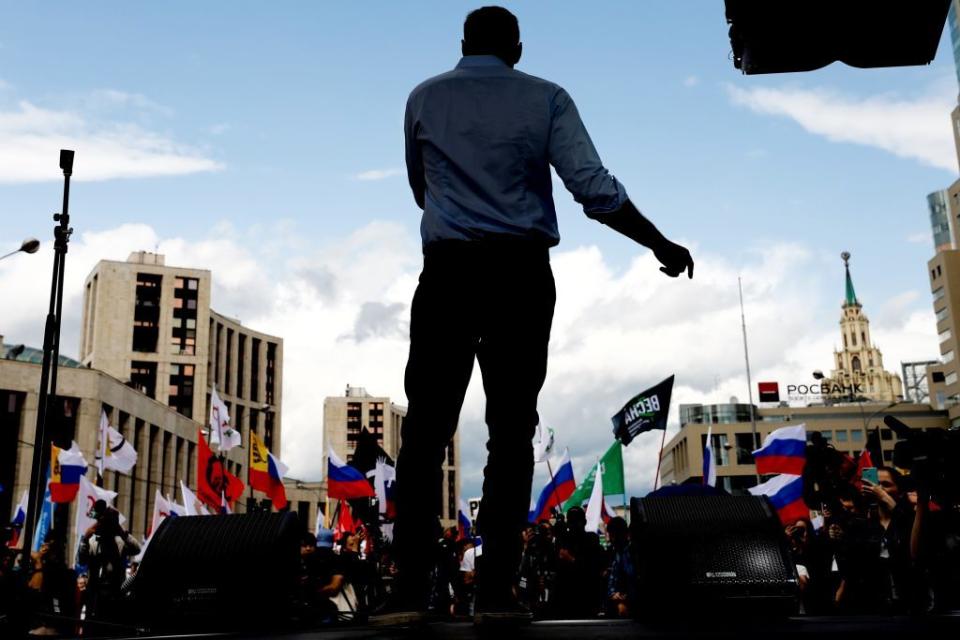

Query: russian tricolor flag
[748,474,808,525]
[50,442,88,503]
[327,447,375,500]
[457,499,472,540]
[702,426,716,487]
[6,490,28,549]
[529,449,576,522]
[752,424,806,476]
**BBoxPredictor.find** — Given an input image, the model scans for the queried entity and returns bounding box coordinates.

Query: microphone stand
[22,150,75,559]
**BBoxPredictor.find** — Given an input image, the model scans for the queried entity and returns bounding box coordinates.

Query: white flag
[96,410,138,475]
[179,480,209,516]
[374,456,396,516]
[532,421,555,463]
[314,506,325,534]
[149,489,185,540]
[209,385,240,451]
[584,461,604,533]
[75,476,119,566]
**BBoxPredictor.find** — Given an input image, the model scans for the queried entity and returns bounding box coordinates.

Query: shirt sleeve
[404,95,426,210]
[547,88,628,219]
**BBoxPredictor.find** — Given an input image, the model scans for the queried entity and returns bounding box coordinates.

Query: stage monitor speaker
[630,495,799,618]
[126,511,302,632]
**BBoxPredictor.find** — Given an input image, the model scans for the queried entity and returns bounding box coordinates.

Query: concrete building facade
[0,343,321,561]
[660,401,950,491]
[2,251,320,558]
[79,251,286,483]
[323,385,461,529]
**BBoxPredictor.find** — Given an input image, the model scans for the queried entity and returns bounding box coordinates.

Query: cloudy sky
[0,2,954,500]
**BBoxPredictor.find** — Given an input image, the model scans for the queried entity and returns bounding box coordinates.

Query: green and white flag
[562,441,624,512]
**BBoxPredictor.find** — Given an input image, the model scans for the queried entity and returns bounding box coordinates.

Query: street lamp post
[0,238,40,262]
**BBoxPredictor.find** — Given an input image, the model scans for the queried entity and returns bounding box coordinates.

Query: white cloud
[726,82,957,171]
[907,231,931,245]
[683,75,699,88]
[0,99,222,183]
[353,167,404,181]
[0,222,938,500]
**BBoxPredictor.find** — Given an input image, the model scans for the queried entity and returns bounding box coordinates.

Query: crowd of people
[2,470,959,633]
[294,505,638,623]
[788,466,960,615]
[0,500,141,636]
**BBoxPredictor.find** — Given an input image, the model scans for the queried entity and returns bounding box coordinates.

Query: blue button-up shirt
[405,55,628,248]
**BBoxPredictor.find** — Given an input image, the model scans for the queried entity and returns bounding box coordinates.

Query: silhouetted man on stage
[393,6,693,621]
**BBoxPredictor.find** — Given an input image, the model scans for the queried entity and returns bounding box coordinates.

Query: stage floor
[123,614,960,640]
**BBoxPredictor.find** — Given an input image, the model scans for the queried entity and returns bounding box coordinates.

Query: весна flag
[748,474,808,525]
[249,432,288,510]
[703,426,717,487]
[197,427,244,510]
[752,424,806,476]
[327,447,375,500]
[611,375,674,445]
[50,442,88,503]
[96,409,137,475]
[209,385,241,452]
[7,490,28,549]
[529,449,576,522]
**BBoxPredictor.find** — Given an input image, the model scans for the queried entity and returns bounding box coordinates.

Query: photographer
[516,522,555,615]
[837,466,913,613]
[77,501,140,627]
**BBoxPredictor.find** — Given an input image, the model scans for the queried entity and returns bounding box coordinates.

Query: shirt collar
[455,55,509,70]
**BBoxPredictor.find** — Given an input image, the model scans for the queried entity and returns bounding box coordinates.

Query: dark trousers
[394,239,556,595]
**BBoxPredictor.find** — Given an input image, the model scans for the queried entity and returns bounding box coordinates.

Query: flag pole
[738,277,761,484]
[652,429,667,490]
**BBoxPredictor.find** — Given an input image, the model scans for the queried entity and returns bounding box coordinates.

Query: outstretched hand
[654,239,694,279]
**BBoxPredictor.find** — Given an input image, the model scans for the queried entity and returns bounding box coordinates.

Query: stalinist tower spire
[825,252,903,403]
[842,251,858,306]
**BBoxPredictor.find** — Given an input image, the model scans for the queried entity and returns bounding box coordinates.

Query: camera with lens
[884,415,960,507]
[801,430,857,510]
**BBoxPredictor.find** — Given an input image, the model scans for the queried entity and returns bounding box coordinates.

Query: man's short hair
[464,6,519,53]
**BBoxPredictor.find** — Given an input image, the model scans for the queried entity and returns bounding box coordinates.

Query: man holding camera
[77,501,140,626]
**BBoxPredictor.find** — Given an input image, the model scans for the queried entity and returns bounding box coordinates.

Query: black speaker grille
[631,495,798,614]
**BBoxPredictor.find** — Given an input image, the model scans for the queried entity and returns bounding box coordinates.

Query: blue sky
[1,2,957,497]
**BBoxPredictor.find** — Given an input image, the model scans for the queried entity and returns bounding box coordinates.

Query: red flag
[197,427,244,510]
[334,500,355,541]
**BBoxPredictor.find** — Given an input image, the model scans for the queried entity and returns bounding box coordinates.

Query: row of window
[210,320,278,403]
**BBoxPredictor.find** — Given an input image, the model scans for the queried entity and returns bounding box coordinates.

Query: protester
[77,503,140,628]
[604,517,634,618]
[551,507,604,618]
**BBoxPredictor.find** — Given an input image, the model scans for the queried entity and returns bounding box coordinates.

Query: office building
[0,338,322,560]
[660,400,949,491]
[324,385,460,529]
